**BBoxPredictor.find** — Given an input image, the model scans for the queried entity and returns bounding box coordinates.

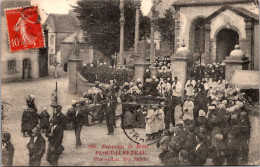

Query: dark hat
[57,105,62,110]
[188,124,195,133]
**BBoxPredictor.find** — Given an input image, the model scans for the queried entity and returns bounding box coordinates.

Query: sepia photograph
[1,0,259,166]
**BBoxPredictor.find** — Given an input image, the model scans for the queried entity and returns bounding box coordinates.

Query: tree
[155,9,175,46]
[73,0,150,57]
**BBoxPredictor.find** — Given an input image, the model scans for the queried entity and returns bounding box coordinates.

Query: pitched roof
[235,7,259,20]
[205,5,259,22]
[61,30,87,44]
[1,0,31,15]
[173,0,253,6]
[44,14,78,33]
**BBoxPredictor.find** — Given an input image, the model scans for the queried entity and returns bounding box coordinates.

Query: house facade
[173,0,259,70]
[43,12,78,66]
[1,0,48,82]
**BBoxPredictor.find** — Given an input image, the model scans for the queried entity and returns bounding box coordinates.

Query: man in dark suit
[74,99,86,148]
[27,125,46,166]
[164,92,173,130]
[106,93,114,135]
[53,105,66,129]
[183,124,196,155]
[2,132,14,166]
[111,93,118,127]
[193,85,208,119]
[46,116,64,166]
[225,131,240,165]
[189,133,209,165]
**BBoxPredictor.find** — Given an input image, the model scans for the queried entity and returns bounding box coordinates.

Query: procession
[1,0,259,166]
[2,55,256,166]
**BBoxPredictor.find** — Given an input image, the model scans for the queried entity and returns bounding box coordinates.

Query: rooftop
[1,0,31,15]
[44,14,78,33]
[61,30,87,44]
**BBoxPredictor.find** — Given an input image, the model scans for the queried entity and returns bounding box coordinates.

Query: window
[50,34,54,44]
[49,54,54,65]
[7,60,16,73]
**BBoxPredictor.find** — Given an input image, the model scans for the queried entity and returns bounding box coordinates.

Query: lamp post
[51,57,59,119]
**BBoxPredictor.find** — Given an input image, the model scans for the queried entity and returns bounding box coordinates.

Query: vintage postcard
[1,0,259,166]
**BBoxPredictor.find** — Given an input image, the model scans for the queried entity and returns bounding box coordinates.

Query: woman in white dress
[145,106,156,141]
[155,103,165,136]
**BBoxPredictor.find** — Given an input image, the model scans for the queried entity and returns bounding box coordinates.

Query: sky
[31,0,152,23]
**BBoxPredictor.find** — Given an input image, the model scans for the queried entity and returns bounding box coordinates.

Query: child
[39,108,50,133]
[2,132,14,166]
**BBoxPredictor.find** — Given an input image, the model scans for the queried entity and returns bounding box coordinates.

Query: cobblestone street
[1,76,259,166]
[1,76,161,166]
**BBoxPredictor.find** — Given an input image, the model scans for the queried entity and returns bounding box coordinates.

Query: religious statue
[72,35,80,56]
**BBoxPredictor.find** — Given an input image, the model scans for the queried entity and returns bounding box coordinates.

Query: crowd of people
[1,56,253,166]
[149,58,251,166]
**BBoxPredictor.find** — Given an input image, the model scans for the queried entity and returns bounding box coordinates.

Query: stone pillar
[171,44,190,97]
[149,0,156,65]
[204,21,211,64]
[149,0,157,77]
[118,0,125,66]
[174,9,180,53]
[134,0,141,54]
[134,38,151,83]
[211,39,217,63]
[223,45,250,82]
[68,53,83,93]
[245,19,254,70]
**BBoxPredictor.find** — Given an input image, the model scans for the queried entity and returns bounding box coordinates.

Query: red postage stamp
[5,6,44,52]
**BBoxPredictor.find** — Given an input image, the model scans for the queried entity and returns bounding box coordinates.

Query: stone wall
[75,71,93,94]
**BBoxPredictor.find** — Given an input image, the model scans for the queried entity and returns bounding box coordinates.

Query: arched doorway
[189,17,205,54]
[23,58,31,79]
[216,28,239,63]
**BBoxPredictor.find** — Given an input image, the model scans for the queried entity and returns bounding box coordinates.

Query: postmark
[5,6,44,52]
[121,98,163,145]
